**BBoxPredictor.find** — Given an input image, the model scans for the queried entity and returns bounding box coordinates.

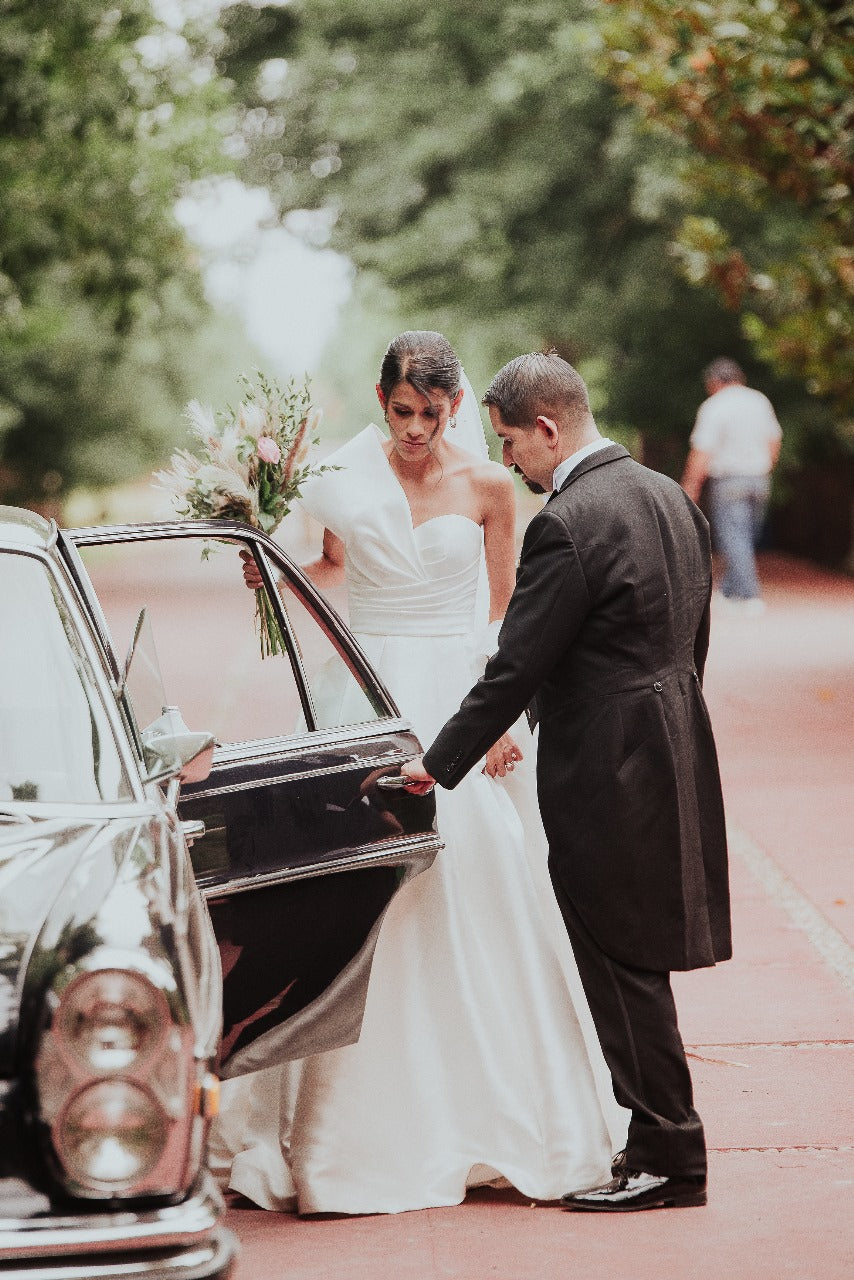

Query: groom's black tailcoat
[423,444,731,976]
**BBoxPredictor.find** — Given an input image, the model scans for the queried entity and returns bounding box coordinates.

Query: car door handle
[376,774,416,791]
[181,819,206,844]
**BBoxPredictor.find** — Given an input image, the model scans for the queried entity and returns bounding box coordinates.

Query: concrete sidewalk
[226,551,854,1279]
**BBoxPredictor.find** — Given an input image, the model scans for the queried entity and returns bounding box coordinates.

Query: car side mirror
[140,706,215,785]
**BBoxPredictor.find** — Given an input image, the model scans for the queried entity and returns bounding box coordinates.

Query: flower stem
[255,589,287,659]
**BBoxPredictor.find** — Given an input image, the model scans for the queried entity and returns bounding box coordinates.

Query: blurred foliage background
[1,0,851,560]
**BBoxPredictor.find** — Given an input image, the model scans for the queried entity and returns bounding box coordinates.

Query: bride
[210,330,627,1215]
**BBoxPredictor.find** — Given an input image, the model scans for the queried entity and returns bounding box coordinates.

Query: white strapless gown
[209,426,627,1214]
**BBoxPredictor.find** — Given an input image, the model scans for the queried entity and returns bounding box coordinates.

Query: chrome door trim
[210,715,414,764]
[200,833,443,898]
[185,749,414,801]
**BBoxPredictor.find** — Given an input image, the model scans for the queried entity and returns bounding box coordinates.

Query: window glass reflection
[276,567,382,731]
[77,536,382,747]
[0,554,131,802]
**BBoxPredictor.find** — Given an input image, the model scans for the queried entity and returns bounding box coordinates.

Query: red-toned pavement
[224,551,854,1280]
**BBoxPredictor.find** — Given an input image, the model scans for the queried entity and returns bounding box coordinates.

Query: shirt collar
[552,438,614,492]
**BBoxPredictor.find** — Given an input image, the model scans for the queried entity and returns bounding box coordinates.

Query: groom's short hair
[483,351,590,428]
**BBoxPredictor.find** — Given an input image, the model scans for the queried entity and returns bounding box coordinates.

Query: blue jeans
[708,475,770,600]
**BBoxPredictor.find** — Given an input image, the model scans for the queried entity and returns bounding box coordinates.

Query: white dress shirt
[552,438,615,493]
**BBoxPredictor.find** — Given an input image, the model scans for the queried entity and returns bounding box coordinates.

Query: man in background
[681,358,782,614]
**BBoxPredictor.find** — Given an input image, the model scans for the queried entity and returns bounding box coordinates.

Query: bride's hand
[483,733,523,779]
[240,548,264,591]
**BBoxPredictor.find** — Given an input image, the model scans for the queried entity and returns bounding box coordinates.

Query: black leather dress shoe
[610,1149,626,1176]
[561,1170,707,1212]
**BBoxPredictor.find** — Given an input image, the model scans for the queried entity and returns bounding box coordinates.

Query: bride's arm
[301,528,346,590]
[481,465,516,623]
[480,465,524,778]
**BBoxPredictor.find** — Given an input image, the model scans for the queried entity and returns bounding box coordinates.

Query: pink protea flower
[256,435,281,465]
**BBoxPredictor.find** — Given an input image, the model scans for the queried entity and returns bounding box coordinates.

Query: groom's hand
[400,756,436,794]
[483,731,523,779]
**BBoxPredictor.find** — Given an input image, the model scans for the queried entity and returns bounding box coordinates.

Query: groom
[403,352,731,1211]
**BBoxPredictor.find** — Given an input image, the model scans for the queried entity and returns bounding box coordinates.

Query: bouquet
[155,372,329,657]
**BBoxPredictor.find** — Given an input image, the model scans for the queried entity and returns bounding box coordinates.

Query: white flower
[239,401,268,439]
[194,463,254,500]
[217,422,245,471]
[153,449,200,495]
[184,400,217,441]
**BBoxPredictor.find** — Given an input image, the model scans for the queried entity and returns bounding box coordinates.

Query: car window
[76,535,382,746]
[0,553,132,803]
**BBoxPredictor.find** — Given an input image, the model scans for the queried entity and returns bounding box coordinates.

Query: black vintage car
[0,508,439,1279]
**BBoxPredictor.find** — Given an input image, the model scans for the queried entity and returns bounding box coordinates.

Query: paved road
[211,549,853,1280]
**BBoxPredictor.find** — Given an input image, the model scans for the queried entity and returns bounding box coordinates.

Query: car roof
[0,505,55,550]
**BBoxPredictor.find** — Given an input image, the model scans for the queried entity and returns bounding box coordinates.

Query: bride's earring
[449,415,457,429]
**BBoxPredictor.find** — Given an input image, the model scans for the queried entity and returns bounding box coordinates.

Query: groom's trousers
[549,868,707,1180]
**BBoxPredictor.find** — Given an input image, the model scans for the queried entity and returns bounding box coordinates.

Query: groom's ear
[535,414,560,446]
[376,383,386,409]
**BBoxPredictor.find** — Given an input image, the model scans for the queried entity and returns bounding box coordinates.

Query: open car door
[64,521,440,1078]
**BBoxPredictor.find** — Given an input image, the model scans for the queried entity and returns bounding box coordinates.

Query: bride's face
[379,380,463,459]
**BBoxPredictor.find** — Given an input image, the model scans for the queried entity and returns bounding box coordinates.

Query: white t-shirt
[690,384,782,478]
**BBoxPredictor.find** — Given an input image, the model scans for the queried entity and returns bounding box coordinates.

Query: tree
[599,0,854,422]
[0,0,231,508]
[225,0,827,466]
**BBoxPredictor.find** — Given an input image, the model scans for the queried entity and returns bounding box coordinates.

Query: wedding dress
[209,424,627,1214]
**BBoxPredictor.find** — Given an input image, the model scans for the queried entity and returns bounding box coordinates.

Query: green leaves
[228,0,764,452]
[0,0,235,506]
[600,0,854,417]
